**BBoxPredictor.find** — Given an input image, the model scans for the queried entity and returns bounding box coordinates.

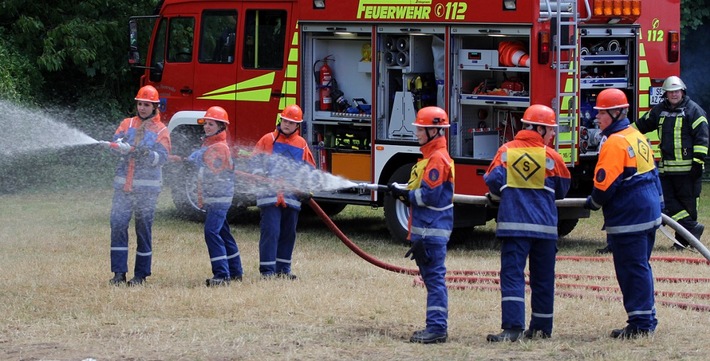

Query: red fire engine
[128,0,681,243]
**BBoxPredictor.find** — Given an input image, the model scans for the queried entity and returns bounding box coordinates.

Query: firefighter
[104,85,171,286]
[585,88,663,338]
[252,104,316,279]
[388,106,454,344]
[186,106,244,286]
[633,76,708,250]
[484,104,571,342]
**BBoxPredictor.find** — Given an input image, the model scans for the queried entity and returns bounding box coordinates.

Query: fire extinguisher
[315,56,333,111]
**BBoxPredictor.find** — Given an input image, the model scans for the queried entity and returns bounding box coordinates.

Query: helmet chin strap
[204,126,225,139]
[425,128,442,144]
[138,107,157,121]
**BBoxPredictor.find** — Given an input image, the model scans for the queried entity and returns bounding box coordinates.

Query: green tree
[0,0,157,111]
[682,0,710,35]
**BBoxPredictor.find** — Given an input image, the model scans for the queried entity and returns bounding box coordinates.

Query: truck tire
[558,218,579,237]
[170,163,206,221]
[384,163,414,244]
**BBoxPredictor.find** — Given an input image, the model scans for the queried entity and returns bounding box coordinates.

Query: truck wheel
[170,164,206,221]
[384,163,414,244]
[558,218,579,237]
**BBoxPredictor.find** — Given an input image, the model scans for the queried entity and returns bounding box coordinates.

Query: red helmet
[280,104,303,123]
[412,106,450,128]
[521,104,557,127]
[200,106,230,125]
[593,88,629,110]
[134,85,160,103]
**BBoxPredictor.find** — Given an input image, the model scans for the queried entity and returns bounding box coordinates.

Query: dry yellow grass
[1,188,709,361]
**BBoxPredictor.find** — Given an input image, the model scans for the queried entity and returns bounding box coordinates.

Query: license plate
[649,87,664,105]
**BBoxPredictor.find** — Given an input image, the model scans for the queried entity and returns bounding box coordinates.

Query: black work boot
[595,245,612,254]
[610,326,652,339]
[487,329,524,342]
[205,277,230,287]
[230,274,243,282]
[524,329,551,340]
[410,329,447,344]
[276,272,297,280]
[691,223,704,241]
[127,276,145,287]
[109,272,126,286]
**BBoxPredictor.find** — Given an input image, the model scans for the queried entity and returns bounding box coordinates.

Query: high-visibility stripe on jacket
[484,130,571,240]
[253,129,316,210]
[112,114,171,193]
[405,136,455,244]
[591,119,663,234]
[635,96,709,174]
[187,130,234,209]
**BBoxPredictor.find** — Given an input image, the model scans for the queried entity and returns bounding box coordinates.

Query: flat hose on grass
[307,197,710,312]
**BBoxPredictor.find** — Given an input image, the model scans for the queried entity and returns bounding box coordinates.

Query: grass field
[1,186,709,361]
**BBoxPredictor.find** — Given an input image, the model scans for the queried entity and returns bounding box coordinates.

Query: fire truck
[128,0,680,243]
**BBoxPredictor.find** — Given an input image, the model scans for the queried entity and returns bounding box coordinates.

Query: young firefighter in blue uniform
[484,104,571,342]
[585,88,663,338]
[253,105,316,279]
[388,106,454,344]
[187,106,244,286]
[104,85,171,286]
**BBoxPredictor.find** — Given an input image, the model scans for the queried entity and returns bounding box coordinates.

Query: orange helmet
[280,104,303,123]
[521,104,558,127]
[593,88,629,110]
[134,85,160,103]
[412,106,450,128]
[199,106,230,125]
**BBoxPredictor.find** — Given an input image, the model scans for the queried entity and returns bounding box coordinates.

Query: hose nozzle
[355,183,388,192]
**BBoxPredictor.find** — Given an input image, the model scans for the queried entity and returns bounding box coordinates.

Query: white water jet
[0,100,97,157]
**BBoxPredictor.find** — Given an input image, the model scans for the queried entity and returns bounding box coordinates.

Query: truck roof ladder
[540,1,590,167]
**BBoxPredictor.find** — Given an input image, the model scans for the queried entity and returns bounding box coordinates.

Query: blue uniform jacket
[484,130,571,240]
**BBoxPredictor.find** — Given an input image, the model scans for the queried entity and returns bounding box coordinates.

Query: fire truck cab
[129,0,680,244]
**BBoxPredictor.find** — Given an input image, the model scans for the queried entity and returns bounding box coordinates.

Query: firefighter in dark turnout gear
[633,76,708,249]
[586,88,663,338]
[484,104,571,342]
[388,106,454,344]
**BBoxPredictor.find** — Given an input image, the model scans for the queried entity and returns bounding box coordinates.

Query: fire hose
[308,184,710,312]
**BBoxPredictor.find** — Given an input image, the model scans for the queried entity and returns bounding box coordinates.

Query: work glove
[133,146,152,159]
[388,183,410,206]
[484,192,500,208]
[691,157,705,180]
[298,192,313,202]
[114,141,132,155]
[584,196,601,211]
[404,239,430,265]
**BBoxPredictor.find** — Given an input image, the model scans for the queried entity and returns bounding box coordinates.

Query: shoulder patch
[595,168,606,183]
[428,169,440,182]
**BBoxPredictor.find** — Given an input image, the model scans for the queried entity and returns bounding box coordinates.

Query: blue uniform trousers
[418,243,448,334]
[110,190,159,278]
[204,205,243,279]
[500,237,556,334]
[609,229,658,331]
[258,205,299,275]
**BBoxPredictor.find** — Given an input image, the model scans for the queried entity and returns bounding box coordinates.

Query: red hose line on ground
[308,199,710,312]
[417,277,710,312]
[557,255,710,265]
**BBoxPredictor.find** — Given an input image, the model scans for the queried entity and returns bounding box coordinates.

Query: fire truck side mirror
[149,62,163,83]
